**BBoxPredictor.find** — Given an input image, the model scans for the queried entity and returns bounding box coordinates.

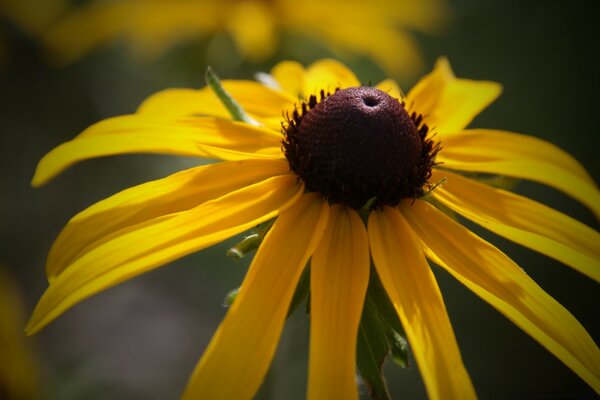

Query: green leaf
[357,267,409,400]
[205,66,259,126]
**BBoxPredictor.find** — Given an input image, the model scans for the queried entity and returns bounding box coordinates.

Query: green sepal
[226,219,274,260]
[357,267,409,400]
[222,287,239,307]
[205,66,259,126]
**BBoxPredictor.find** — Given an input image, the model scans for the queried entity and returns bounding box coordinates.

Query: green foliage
[357,267,409,400]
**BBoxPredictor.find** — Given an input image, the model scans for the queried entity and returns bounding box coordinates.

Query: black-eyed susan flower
[28,58,600,399]
[41,0,447,78]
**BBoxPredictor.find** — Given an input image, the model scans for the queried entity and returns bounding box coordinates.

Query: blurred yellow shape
[42,0,449,78]
[0,266,39,400]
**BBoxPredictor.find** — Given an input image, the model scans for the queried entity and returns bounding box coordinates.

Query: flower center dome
[282,87,438,209]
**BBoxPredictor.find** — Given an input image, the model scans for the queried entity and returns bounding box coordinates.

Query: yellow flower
[42,0,448,78]
[27,58,600,399]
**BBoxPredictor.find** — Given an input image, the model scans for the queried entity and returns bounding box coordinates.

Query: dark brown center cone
[283,87,437,209]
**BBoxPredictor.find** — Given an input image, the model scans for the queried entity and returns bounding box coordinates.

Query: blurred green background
[1,0,598,398]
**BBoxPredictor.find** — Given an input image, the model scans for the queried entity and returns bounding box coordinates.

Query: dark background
[1,0,598,398]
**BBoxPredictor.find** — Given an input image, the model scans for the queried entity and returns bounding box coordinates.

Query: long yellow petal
[137,80,295,120]
[407,58,502,136]
[46,159,289,281]
[26,175,303,335]
[183,193,329,400]
[369,207,476,400]
[308,205,369,400]
[32,115,282,187]
[431,169,600,282]
[403,200,600,392]
[438,129,600,218]
[304,59,360,96]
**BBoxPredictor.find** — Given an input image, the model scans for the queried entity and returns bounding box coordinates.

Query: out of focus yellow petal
[375,78,403,100]
[303,59,360,96]
[431,169,600,282]
[271,60,306,99]
[403,200,600,392]
[137,80,295,120]
[0,267,39,400]
[308,205,369,400]
[438,129,600,218]
[369,207,476,400]
[407,58,502,136]
[26,175,303,335]
[226,1,276,61]
[183,193,329,400]
[43,1,220,64]
[47,159,289,281]
[32,115,282,187]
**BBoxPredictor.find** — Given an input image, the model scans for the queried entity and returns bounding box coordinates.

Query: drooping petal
[32,115,282,187]
[375,78,403,100]
[407,58,502,136]
[431,169,600,282]
[369,207,476,400]
[308,205,369,400]
[26,175,303,335]
[183,193,329,400]
[137,80,295,120]
[437,129,600,218]
[403,200,600,392]
[46,159,289,281]
[303,59,361,96]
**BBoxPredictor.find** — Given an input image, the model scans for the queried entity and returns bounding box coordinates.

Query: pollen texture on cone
[283,86,437,209]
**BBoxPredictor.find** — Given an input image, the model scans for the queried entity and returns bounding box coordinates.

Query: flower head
[41,0,448,78]
[28,58,600,399]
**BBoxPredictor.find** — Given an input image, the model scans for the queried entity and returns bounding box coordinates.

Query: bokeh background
[1,0,598,398]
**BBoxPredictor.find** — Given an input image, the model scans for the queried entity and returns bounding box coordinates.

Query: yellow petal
[137,80,295,120]
[136,88,231,119]
[406,57,453,114]
[32,115,282,187]
[304,59,360,96]
[407,58,502,136]
[26,175,303,335]
[375,78,403,100]
[438,129,600,218]
[431,169,600,282]
[47,159,289,281]
[183,193,329,400]
[271,60,306,99]
[369,207,476,400]
[403,200,600,392]
[308,205,369,400]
